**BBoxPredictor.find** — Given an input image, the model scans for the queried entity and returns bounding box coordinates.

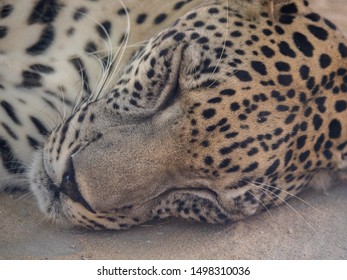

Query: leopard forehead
[22,0,347,230]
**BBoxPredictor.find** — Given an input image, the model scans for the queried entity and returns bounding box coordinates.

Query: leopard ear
[151,44,187,112]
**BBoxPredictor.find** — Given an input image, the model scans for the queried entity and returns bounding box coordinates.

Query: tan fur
[16,0,347,229]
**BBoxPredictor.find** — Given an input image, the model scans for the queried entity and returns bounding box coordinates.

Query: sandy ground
[1,0,347,260]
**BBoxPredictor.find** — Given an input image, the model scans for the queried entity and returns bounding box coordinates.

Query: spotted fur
[1,0,346,230]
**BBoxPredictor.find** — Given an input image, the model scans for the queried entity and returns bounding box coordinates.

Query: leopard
[1,0,346,230]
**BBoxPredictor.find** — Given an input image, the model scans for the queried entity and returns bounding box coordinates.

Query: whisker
[248,182,317,233]
[249,180,322,215]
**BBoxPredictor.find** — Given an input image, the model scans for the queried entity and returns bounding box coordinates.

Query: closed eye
[158,72,180,111]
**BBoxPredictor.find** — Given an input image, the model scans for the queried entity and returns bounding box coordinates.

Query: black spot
[0,25,8,39]
[293,32,314,57]
[275,25,285,35]
[242,162,258,173]
[77,112,85,123]
[307,25,328,41]
[219,158,231,169]
[208,8,219,14]
[173,1,188,10]
[21,70,42,88]
[230,102,240,111]
[147,69,155,79]
[280,3,298,14]
[323,150,333,160]
[275,61,290,72]
[28,0,62,24]
[271,90,286,102]
[208,97,222,104]
[70,57,91,95]
[230,31,242,37]
[162,29,177,40]
[66,27,75,36]
[27,136,40,149]
[285,114,296,124]
[73,7,88,21]
[234,70,252,82]
[306,77,315,90]
[29,64,54,74]
[262,29,273,36]
[1,4,13,18]
[319,54,331,69]
[279,15,294,24]
[199,79,219,88]
[315,96,327,113]
[338,43,347,58]
[1,101,21,125]
[278,41,296,58]
[299,65,310,80]
[299,150,310,162]
[284,150,293,166]
[324,19,337,30]
[96,21,111,39]
[247,147,259,156]
[0,137,25,174]
[296,135,307,149]
[313,114,323,130]
[173,32,185,41]
[1,122,18,140]
[261,46,275,58]
[154,13,167,24]
[199,216,207,222]
[200,140,209,148]
[337,142,347,151]
[202,108,216,119]
[30,116,48,135]
[197,36,209,44]
[328,119,342,139]
[286,89,296,99]
[136,13,147,24]
[305,13,320,22]
[226,165,240,173]
[314,134,325,152]
[276,105,289,112]
[193,21,205,28]
[277,75,293,86]
[335,100,347,112]
[264,159,280,176]
[239,114,247,120]
[134,81,143,91]
[251,61,267,75]
[117,7,129,16]
[85,41,97,54]
[220,89,236,96]
[204,156,214,166]
[186,12,197,20]
[274,128,283,135]
[26,24,55,55]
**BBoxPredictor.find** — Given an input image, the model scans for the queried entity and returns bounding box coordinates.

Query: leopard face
[26,0,347,230]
